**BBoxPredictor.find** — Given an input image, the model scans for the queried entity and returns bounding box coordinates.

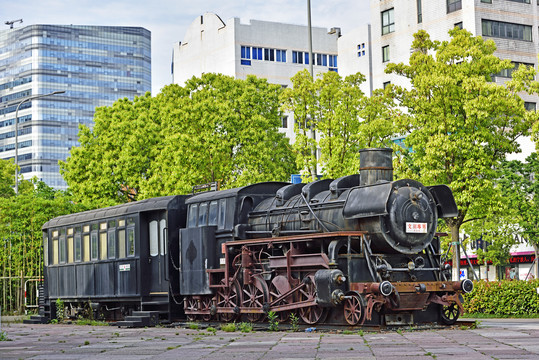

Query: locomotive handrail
[224,231,368,246]
[300,192,330,232]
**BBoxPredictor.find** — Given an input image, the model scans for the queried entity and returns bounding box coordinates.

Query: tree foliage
[0,180,85,312]
[0,159,15,198]
[386,29,537,252]
[60,73,297,205]
[281,70,398,179]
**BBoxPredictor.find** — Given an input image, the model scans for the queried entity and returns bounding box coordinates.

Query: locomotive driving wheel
[216,279,241,322]
[440,302,460,325]
[242,276,269,322]
[185,296,199,321]
[298,275,327,325]
[269,276,294,323]
[343,293,364,326]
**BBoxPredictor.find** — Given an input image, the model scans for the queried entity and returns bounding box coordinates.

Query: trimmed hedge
[463,280,539,316]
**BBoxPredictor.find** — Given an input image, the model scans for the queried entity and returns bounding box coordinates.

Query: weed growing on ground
[0,331,11,341]
[221,323,237,332]
[187,322,199,330]
[290,313,300,332]
[238,322,252,333]
[267,311,279,331]
[206,326,217,335]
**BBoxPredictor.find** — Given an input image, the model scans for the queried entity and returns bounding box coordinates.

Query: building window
[481,0,492,3]
[524,102,536,111]
[293,51,304,64]
[417,0,423,23]
[482,20,532,41]
[357,44,366,57]
[276,49,286,62]
[455,22,463,29]
[328,55,337,72]
[381,8,395,35]
[252,47,263,60]
[316,53,328,66]
[264,48,275,61]
[496,62,534,78]
[507,0,530,3]
[447,0,462,13]
[241,46,251,66]
[382,45,390,62]
[281,116,288,128]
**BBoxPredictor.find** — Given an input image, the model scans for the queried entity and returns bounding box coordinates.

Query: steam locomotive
[32,148,472,327]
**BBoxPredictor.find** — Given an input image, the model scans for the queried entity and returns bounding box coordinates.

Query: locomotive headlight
[379,281,393,296]
[461,279,474,293]
[407,261,415,271]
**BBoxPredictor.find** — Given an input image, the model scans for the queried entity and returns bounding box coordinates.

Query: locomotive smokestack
[359,148,393,186]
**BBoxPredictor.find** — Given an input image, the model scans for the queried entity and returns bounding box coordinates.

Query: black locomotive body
[39,148,472,327]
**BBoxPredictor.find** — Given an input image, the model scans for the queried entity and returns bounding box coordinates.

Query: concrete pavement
[1,319,539,359]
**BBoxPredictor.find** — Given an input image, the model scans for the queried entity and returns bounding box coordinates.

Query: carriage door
[149,215,168,294]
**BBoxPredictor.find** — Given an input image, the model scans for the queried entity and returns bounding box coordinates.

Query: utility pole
[307,0,317,181]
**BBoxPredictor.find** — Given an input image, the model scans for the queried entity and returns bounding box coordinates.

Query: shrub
[463,279,539,316]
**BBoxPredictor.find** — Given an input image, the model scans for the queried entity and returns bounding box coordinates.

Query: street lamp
[14,90,65,194]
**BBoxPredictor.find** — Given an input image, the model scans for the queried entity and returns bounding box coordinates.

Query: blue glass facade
[0,25,151,189]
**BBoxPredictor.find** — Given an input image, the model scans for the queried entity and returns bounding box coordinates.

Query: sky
[4,0,371,94]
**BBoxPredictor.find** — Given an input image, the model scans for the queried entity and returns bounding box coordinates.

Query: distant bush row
[463,280,539,316]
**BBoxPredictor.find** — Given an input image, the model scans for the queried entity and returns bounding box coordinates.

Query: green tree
[282,70,397,180]
[0,180,85,312]
[61,73,296,204]
[0,159,15,198]
[385,29,537,273]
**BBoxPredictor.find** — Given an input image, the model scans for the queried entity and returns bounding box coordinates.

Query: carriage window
[67,236,74,263]
[83,234,90,262]
[83,225,90,233]
[149,220,158,256]
[52,238,59,265]
[59,235,66,264]
[127,217,135,225]
[198,203,208,227]
[100,232,107,260]
[118,229,126,258]
[108,220,116,228]
[218,199,226,229]
[74,234,82,262]
[43,233,49,266]
[91,232,98,260]
[208,201,218,226]
[188,204,198,227]
[127,227,135,256]
[118,219,126,227]
[100,222,107,231]
[67,228,73,236]
[160,219,167,255]
[108,229,116,259]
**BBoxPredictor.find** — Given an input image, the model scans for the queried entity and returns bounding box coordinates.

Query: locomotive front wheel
[185,296,199,321]
[440,303,460,325]
[298,275,327,325]
[343,294,364,326]
[242,276,269,322]
[216,279,241,322]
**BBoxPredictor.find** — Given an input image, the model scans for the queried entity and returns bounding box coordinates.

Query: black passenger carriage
[42,195,188,321]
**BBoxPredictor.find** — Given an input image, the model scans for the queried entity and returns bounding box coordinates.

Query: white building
[172,13,340,139]
[339,0,539,159]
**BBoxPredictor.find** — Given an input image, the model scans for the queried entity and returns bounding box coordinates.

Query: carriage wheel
[440,302,460,325]
[269,279,293,323]
[343,294,364,326]
[298,275,326,325]
[216,279,241,322]
[242,276,268,322]
[201,296,213,322]
[185,296,198,321]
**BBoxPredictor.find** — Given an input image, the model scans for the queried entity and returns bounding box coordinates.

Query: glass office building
[0,25,151,189]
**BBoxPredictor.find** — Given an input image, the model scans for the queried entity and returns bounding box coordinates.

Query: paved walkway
[1,320,539,359]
